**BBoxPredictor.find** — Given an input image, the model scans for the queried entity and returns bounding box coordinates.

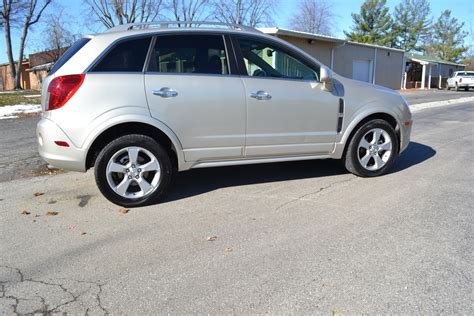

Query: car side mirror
[320,67,333,92]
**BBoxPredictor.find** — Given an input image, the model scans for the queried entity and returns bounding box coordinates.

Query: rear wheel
[94,134,174,207]
[344,119,399,177]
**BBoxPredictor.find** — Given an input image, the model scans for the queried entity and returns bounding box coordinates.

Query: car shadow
[161,141,435,204]
[391,141,436,173]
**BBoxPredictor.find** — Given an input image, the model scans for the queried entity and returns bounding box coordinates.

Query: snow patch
[0,104,41,119]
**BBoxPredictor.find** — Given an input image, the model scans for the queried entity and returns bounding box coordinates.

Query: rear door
[144,33,246,162]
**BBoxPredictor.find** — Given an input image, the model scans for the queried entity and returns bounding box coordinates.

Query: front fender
[332,100,405,158]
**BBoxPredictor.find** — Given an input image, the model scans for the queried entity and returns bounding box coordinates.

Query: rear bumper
[37,117,87,172]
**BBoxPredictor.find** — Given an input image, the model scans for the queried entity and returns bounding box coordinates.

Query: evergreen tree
[392,0,431,51]
[423,10,468,63]
[344,0,394,47]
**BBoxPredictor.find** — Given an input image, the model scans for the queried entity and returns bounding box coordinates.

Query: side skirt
[188,154,334,170]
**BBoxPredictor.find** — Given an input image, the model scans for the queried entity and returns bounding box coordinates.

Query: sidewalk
[400,89,474,105]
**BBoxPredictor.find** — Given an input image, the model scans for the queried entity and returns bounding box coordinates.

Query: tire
[344,119,399,177]
[94,134,174,207]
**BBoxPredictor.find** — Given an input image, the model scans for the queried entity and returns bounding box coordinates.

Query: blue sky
[1,0,473,64]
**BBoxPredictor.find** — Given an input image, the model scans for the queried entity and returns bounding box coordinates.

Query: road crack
[0,265,109,314]
[275,177,356,211]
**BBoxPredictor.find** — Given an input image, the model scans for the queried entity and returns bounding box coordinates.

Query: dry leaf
[81,232,87,235]
[118,207,129,214]
[46,211,58,216]
[33,192,44,197]
[207,235,218,241]
[21,210,31,215]
[224,247,233,252]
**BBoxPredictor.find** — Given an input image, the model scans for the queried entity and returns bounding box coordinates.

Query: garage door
[353,60,373,83]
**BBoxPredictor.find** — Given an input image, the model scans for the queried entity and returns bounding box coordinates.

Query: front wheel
[94,134,174,207]
[344,119,399,177]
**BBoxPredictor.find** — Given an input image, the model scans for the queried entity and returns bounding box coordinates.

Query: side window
[148,35,229,75]
[91,37,151,72]
[50,37,90,75]
[237,38,320,81]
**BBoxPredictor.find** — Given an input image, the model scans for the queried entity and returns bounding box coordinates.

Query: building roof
[406,52,465,67]
[0,59,29,67]
[259,27,345,44]
[259,27,405,52]
[27,62,54,72]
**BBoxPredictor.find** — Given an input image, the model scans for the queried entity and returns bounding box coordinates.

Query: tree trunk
[3,17,17,89]
[14,25,29,90]
[236,0,241,24]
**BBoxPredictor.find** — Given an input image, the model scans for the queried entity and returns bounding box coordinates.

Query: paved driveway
[0,103,472,314]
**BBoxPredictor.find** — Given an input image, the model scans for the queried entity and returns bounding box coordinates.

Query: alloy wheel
[106,146,161,199]
[357,128,393,171]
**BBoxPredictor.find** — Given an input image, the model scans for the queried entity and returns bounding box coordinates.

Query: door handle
[250,91,272,100]
[153,87,178,98]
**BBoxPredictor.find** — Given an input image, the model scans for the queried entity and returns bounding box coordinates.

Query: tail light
[47,74,85,111]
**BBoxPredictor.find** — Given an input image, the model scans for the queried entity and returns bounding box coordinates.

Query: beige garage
[260,28,405,90]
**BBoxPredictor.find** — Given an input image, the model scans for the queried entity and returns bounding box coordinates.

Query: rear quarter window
[49,37,90,75]
[91,37,151,72]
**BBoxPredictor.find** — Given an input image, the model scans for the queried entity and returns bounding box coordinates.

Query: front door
[144,34,246,162]
[233,36,339,157]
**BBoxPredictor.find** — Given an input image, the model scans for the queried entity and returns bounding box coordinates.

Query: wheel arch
[85,122,182,171]
[341,112,400,159]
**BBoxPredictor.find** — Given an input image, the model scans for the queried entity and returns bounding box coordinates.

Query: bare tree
[212,0,276,27]
[86,0,165,29]
[289,0,335,36]
[1,0,52,89]
[42,9,77,62]
[170,0,210,26]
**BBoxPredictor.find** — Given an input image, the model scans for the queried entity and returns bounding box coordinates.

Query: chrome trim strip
[144,72,241,78]
[190,154,332,169]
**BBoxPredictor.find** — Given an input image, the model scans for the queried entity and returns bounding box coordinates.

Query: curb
[409,96,474,112]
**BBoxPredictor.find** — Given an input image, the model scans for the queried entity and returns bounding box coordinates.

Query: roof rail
[106,21,261,33]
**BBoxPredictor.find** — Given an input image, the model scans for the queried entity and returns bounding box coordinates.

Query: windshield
[457,72,474,77]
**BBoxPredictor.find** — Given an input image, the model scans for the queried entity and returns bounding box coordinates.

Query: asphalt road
[0,116,45,182]
[0,101,472,314]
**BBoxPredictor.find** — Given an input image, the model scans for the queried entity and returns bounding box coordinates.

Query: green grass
[0,90,41,106]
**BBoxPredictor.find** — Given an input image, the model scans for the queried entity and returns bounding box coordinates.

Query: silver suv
[37,22,412,207]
